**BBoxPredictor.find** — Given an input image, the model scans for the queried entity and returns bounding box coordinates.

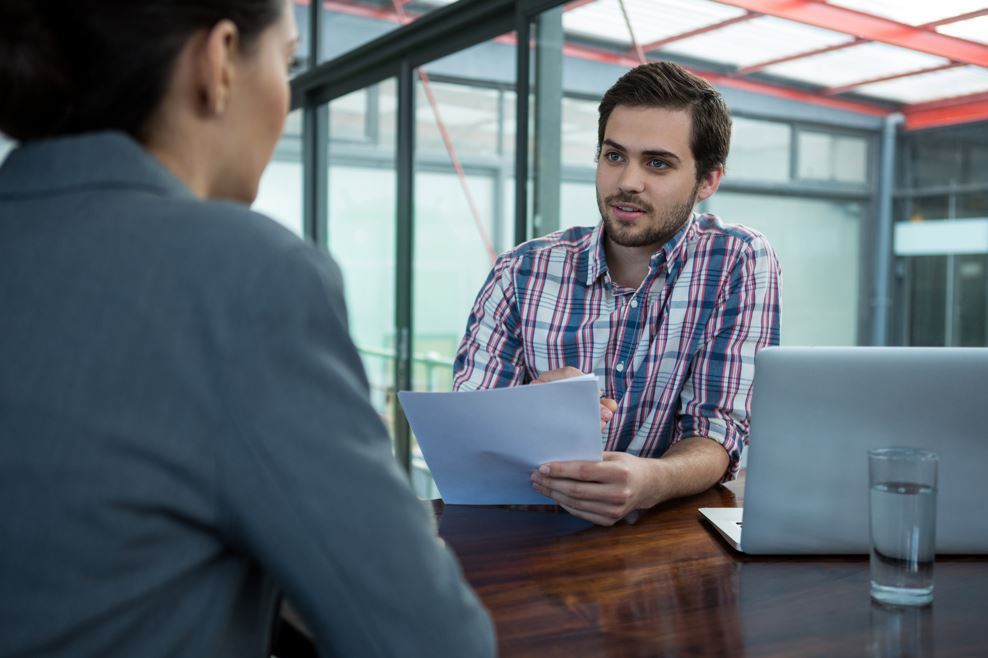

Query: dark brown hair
[0,0,284,142]
[597,61,731,180]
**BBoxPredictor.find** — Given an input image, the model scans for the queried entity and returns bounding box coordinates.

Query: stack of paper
[397,375,603,504]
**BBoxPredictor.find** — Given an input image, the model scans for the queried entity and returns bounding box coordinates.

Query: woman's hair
[0,0,284,142]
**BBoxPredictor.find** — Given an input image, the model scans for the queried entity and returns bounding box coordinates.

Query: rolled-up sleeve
[452,253,528,391]
[676,235,782,479]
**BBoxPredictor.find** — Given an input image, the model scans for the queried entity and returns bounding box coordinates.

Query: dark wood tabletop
[433,481,988,658]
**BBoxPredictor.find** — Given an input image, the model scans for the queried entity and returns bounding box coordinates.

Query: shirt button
[616,363,625,373]
[630,299,638,308]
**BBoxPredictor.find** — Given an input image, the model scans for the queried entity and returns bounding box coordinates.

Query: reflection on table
[433,481,986,657]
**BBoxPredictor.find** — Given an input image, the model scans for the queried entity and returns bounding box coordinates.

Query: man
[452,62,781,526]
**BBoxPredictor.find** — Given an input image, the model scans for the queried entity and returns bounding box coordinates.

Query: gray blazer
[0,133,495,658]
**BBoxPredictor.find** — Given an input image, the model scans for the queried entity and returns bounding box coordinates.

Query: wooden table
[433,482,987,657]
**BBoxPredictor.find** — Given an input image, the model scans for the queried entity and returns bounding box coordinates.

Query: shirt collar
[584,214,696,287]
[0,131,194,199]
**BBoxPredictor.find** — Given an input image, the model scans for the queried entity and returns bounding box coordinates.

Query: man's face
[595,105,720,250]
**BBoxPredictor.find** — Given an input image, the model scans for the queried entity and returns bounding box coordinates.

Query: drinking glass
[868,447,938,606]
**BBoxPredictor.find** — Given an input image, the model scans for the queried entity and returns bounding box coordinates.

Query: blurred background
[6,0,985,496]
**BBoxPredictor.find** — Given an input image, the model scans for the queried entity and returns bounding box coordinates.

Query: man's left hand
[531,451,661,526]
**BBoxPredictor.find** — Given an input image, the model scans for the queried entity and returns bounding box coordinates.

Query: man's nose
[617,163,645,195]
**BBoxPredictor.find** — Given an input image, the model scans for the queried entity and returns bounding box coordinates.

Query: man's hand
[531,367,618,430]
[532,437,731,526]
[531,452,660,526]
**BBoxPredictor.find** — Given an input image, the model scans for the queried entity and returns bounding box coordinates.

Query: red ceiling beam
[926,7,988,28]
[823,62,964,96]
[733,7,988,76]
[712,0,988,67]
[562,0,598,11]
[636,11,760,52]
[561,41,887,116]
[306,0,988,130]
[307,0,404,23]
[904,91,988,130]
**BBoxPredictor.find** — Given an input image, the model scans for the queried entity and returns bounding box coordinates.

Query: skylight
[762,42,949,89]
[563,0,747,48]
[825,0,988,26]
[937,15,988,45]
[854,65,988,103]
[661,15,853,68]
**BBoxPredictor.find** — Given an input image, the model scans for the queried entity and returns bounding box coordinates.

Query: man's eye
[288,56,304,75]
[648,159,669,169]
[606,151,622,162]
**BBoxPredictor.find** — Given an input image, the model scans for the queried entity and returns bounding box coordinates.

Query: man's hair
[597,61,731,181]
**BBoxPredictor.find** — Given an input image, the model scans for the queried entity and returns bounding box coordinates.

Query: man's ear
[194,19,240,117]
[695,165,723,203]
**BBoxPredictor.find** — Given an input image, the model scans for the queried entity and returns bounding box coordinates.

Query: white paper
[397,375,603,504]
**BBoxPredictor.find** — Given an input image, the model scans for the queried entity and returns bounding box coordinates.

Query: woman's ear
[194,19,240,117]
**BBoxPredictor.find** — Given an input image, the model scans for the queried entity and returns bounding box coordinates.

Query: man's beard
[597,184,698,249]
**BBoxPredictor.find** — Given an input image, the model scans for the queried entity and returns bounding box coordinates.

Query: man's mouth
[610,202,647,221]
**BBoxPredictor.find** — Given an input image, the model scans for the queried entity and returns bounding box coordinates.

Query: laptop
[700,347,988,555]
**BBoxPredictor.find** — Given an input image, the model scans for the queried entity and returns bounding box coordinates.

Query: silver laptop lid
[741,347,988,555]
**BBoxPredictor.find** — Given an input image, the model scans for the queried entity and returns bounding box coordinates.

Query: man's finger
[600,397,618,413]
[560,503,620,527]
[538,460,611,482]
[533,483,625,523]
[533,472,630,505]
[531,366,585,384]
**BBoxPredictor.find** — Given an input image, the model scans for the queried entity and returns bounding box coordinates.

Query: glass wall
[320,0,456,62]
[540,93,871,347]
[288,0,988,488]
[325,82,399,448]
[254,111,304,237]
[893,120,988,346]
[411,38,517,497]
[706,193,864,346]
[797,130,868,184]
[730,117,790,183]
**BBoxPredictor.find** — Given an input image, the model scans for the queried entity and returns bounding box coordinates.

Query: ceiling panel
[825,0,988,26]
[563,0,746,47]
[762,42,949,88]
[937,15,988,45]
[854,65,988,102]
[659,15,853,68]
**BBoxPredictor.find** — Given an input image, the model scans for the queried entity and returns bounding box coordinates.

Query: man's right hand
[531,367,618,430]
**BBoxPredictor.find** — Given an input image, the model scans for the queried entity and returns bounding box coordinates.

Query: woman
[0,2,494,656]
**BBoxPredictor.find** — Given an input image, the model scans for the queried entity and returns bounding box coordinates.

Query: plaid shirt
[452,213,781,478]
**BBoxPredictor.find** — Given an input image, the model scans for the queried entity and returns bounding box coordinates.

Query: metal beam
[534,6,564,237]
[291,0,566,106]
[301,0,327,246]
[926,7,988,28]
[514,7,532,246]
[904,91,988,130]
[712,0,988,67]
[393,59,415,473]
[301,106,329,246]
[307,0,321,67]
[871,113,903,346]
